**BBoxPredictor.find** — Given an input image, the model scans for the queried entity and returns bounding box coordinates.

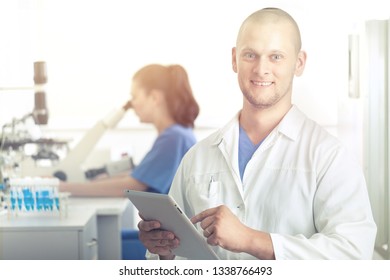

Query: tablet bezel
[124,189,219,260]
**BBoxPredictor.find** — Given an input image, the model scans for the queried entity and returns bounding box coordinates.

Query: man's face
[232,20,306,110]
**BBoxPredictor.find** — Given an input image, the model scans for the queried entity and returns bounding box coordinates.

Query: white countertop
[0,206,96,231]
[68,197,130,215]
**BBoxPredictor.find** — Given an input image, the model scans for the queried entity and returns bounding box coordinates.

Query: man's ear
[295,50,307,77]
[232,47,238,73]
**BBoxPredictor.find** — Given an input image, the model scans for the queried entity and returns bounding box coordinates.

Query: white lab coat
[148,105,377,260]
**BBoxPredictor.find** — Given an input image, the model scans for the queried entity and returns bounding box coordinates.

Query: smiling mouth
[252,81,273,86]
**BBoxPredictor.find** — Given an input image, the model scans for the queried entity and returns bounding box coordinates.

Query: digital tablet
[124,189,219,260]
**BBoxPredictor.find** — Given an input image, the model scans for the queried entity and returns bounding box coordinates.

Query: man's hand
[191,205,275,259]
[138,218,179,260]
[191,205,251,253]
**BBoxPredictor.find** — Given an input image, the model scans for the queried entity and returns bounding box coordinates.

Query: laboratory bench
[0,207,98,260]
[0,197,134,260]
[69,197,134,260]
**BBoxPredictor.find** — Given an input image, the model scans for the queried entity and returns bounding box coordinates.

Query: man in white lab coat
[138,7,377,259]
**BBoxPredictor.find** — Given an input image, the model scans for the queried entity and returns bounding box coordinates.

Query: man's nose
[253,57,270,75]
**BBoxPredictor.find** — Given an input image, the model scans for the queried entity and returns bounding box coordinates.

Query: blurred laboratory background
[0,0,389,260]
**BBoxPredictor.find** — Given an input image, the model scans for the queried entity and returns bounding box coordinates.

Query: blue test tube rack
[5,177,69,218]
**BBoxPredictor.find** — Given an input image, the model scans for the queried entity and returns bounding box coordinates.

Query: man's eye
[244,53,256,59]
[271,54,282,60]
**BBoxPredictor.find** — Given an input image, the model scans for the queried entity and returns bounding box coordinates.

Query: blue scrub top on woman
[131,124,196,194]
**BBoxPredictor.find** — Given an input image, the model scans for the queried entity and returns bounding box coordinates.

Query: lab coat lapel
[215,114,244,198]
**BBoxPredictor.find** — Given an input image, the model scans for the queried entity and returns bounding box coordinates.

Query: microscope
[1,62,134,187]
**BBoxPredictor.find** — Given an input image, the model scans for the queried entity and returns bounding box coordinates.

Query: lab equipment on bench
[1,61,133,185]
[4,177,69,218]
[85,154,135,180]
[18,105,130,182]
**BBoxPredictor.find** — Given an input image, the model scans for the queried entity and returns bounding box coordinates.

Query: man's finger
[138,220,161,231]
[191,207,217,224]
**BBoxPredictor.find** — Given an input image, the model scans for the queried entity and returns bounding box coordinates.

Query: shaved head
[236,7,302,53]
[231,7,307,112]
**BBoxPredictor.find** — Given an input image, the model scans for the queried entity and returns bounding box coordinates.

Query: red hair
[133,64,199,127]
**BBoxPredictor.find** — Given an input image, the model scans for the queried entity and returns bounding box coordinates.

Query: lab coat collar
[211,112,240,146]
[211,112,242,190]
[275,105,305,142]
[211,105,305,146]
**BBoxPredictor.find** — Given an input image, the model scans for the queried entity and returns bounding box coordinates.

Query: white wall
[1,0,389,163]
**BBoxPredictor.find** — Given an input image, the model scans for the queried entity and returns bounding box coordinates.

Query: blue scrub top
[131,124,196,194]
[238,126,263,181]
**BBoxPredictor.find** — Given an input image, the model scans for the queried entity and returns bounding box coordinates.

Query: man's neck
[239,103,292,145]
